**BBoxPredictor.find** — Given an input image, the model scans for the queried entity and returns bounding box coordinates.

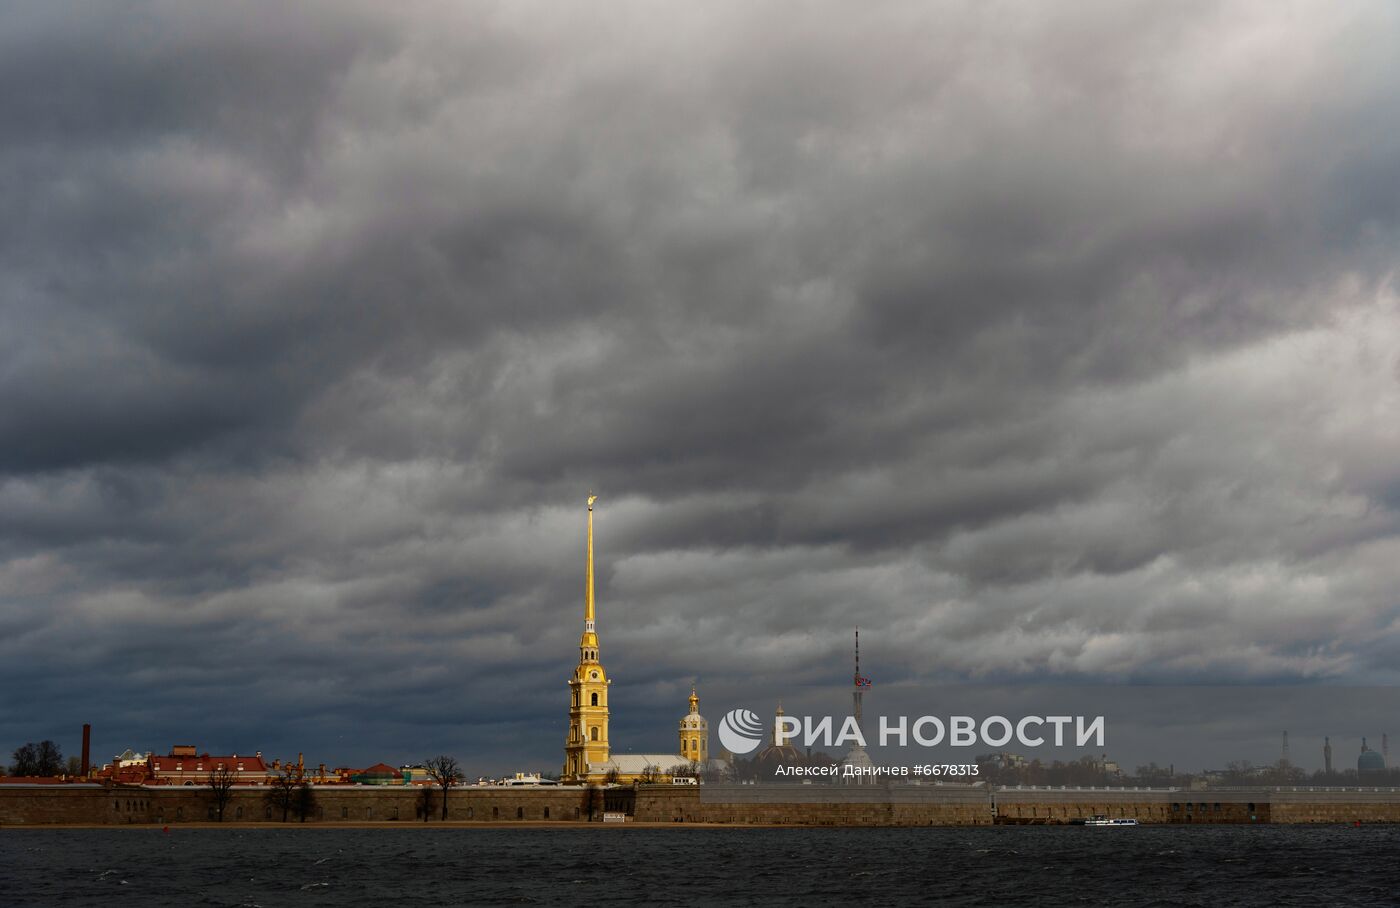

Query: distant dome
[680,713,706,729]
[1358,750,1387,773]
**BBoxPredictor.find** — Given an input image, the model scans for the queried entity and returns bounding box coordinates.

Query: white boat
[1083,815,1139,826]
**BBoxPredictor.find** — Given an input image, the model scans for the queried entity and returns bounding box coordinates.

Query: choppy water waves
[3,825,1399,906]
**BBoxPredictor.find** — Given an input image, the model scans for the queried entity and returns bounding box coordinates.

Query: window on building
[468,807,474,819]
[591,693,598,706]
[517,807,524,819]
[366,807,373,819]
[342,807,349,818]
[544,807,550,819]
[236,806,243,819]
[590,727,599,741]
[492,807,499,818]
[176,807,183,819]
[575,807,581,819]
[266,807,272,819]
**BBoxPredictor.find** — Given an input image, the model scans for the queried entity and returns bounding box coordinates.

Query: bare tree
[264,764,302,822]
[424,755,460,821]
[637,763,663,784]
[603,768,621,786]
[208,765,236,821]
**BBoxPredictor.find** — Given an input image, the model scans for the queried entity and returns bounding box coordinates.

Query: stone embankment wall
[993,789,1267,824]
[635,783,992,825]
[0,784,596,825]
[1267,788,1400,824]
[6,783,1400,826]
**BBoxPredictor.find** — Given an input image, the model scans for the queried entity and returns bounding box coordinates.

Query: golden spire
[689,685,699,714]
[584,494,597,636]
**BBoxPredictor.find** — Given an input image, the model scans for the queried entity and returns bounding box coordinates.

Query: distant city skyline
[4,2,1400,776]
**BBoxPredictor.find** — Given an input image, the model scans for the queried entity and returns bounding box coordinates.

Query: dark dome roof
[1358,750,1387,772]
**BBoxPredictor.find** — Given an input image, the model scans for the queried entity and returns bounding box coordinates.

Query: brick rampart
[7,783,1400,826]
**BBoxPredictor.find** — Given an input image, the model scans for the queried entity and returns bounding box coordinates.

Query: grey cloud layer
[3,1,1400,770]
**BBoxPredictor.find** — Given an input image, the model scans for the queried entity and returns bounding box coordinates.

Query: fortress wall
[0,784,596,825]
[0,785,145,825]
[9,783,1400,826]
[1266,789,1400,824]
[635,784,993,825]
[992,789,1269,824]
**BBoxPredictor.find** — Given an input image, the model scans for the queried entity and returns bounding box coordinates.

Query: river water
[4,825,1398,906]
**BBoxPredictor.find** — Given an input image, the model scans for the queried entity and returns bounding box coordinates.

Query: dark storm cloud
[3,1,1400,772]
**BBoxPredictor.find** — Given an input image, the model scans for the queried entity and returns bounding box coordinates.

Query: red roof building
[148,750,269,785]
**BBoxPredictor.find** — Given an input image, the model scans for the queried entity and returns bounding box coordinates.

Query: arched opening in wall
[544,807,550,819]
[183,781,193,786]
[236,806,243,819]
[341,807,348,819]
[468,807,474,819]
[492,807,499,819]
[591,693,598,706]
[266,806,272,819]
[575,807,581,819]
[517,806,524,819]
[365,807,373,819]
[591,727,599,741]
[176,807,183,819]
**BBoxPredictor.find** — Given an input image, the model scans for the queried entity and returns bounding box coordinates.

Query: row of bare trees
[206,763,319,822]
[204,754,462,823]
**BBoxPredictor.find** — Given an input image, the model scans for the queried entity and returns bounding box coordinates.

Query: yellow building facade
[678,687,708,765]
[562,496,611,782]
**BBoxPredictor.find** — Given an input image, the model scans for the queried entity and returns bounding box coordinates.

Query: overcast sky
[3,1,1400,774]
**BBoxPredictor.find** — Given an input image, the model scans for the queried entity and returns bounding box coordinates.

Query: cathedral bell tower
[563,495,611,782]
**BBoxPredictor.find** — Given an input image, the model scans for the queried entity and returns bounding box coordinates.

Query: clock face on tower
[590,671,599,680]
